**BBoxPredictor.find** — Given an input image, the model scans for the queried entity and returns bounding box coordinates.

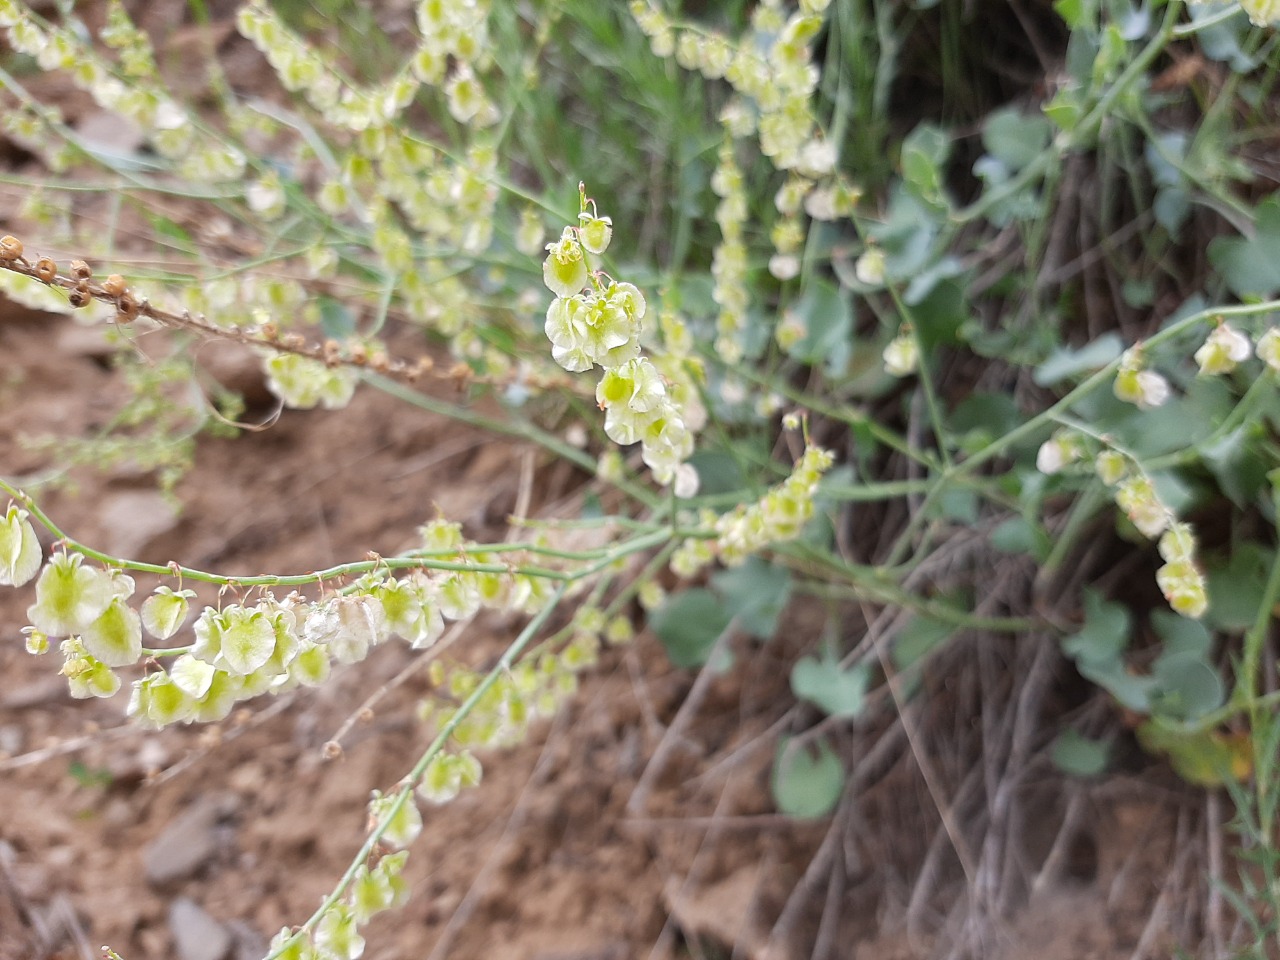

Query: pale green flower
[367,791,422,851]
[141,586,195,640]
[0,503,41,587]
[28,553,115,636]
[82,596,142,667]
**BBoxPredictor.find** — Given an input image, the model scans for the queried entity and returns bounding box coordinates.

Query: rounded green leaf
[771,737,844,819]
[1051,730,1110,778]
[790,656,868,719]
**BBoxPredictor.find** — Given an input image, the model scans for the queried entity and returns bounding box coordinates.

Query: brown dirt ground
[0,296,1213,960]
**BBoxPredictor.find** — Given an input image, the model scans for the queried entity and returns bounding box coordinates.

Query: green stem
[0,478,673,586]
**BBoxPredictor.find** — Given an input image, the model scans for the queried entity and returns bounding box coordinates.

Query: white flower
[855,247,885,286]
[1195,323,1251,375]
[882,334,918,377]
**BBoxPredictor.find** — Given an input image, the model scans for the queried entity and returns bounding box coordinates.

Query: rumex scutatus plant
[9,0,1280,955]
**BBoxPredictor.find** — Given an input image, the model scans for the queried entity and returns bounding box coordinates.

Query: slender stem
[0,478,673,586]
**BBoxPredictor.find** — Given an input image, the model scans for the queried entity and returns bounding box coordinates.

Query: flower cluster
[263,351,360,411]
[630,0,831,172]
[0,0,238,173]
[3,506,568,724]
[237,0,496,133]
[711,140,750,362]
[542,189,697,486]
[267,850,409,960]
[1035,439,1208,618]
[670,443,834,575]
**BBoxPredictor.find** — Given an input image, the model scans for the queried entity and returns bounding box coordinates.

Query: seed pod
[349,342,367,365]
[68,282,91,308]
[33,257,56,283]
[370,351,390,373]
[101,274,127,298]
[69,259,91,279]
[0,235,23,260]
[116,291,139,322]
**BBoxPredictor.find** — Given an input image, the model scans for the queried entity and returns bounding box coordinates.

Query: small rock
[144,792,238,886]
[0,723,24,756]
[169,897,232,960]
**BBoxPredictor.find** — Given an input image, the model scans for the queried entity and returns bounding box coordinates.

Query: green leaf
[1051,730,1110,777]
[892,615,957,670]
[903,256,965,306]
[982,108,1052,173]
[687,450,747,498]
[318,296,356,339]
[785,281,852,375]
[1078,658,1154,712]
[711,558,792,641]
[771,737,844,819]
[935,487,979,525]
[649,589,731,669]
[1204,544,1273,632]
[868,187,941,282]
[1034,333,1123,386]
[1053,0,1087,28]
[948,393,1023,451]
[1044,87,1084,133]
[990,516,1049,560]
[1061,590,1129,665]
[1200,426,1268,508]
[909,277,967,349]
[1150,608,1212,659]
[1209,195,1280,299]
[1151,651,1225,722]
[900,123,950,209]
[790,656,869,719]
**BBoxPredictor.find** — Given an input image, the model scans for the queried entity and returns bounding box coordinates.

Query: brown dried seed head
[370,351,390,373]
[34,257,56,283]
[322,740,343,760]
[0,235,23,260]
[260,321,278,341]
[101,274,127,298]
[349,342,367,365]
[68,282,90,308]
[70,259,91,280]
[116,291,139,322]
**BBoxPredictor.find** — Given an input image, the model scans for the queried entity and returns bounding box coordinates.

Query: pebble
[169,897,232,960]
[144,792,238,886]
